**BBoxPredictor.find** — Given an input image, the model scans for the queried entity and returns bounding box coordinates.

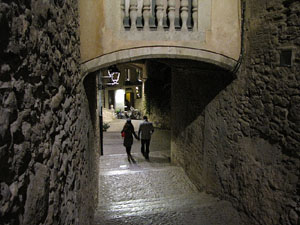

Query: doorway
[125,91,135,110]
[108,90,115,109]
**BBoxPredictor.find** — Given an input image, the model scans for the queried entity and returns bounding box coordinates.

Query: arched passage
[83,53,236,172]
[89,56,241,224]
[81,46,238,77]
[81,47,238,156]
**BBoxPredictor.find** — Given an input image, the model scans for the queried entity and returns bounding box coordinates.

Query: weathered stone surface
[289,96,300,121]
[0,183,11,217]
[12,142,30,176]
[23,163,49,225]
[170,1,300,225]
[0,108,11,140]
[50,85,66,110]
[0,1,98,224]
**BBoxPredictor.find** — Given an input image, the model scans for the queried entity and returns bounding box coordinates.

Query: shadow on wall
[145,60,172,129]
[83,72,98,132]
[170,60,235,137]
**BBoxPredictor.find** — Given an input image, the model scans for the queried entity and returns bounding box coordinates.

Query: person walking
[138,116,154,160]
[121,119,139,163]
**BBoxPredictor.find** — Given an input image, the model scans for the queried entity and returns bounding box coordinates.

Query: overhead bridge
[80,0,242,74]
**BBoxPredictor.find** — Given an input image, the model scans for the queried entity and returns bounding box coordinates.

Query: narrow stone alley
[1,1,299,224]
[94,119,244,225]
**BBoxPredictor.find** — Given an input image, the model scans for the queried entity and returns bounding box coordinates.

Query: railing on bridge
[80,0,241,72]
[121,0,198,31]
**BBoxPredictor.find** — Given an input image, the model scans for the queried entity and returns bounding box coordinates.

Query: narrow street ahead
[94,119,243,225]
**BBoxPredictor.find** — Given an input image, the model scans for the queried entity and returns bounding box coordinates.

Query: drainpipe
[98,71,104,156]
[232,0,246,75]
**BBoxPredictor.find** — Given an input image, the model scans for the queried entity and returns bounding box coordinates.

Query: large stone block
[23,163,49,225]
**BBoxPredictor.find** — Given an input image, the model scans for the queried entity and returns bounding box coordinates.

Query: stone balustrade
[121,0,198,31]
[80,0,241,72]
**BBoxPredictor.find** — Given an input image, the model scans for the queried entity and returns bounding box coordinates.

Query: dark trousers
[126,146,132,155]
[126,146,136,163]
[141,139,150,159]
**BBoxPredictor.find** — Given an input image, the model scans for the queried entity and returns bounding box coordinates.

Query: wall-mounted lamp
[107,65,120,85]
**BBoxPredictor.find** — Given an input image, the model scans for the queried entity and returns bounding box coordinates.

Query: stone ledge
[119,30,206,42]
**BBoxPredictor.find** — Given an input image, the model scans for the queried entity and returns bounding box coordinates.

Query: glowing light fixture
[107,66,120,85]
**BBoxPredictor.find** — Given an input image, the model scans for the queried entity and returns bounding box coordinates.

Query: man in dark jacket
[138,116,154,160]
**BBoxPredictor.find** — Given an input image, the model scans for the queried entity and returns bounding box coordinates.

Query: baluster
[149,0,156,28]
[136,0,143,28]
[125,0,130,18]
[130,0,138,30]
[143,0,151,30]
[163,1,168,28]
[156,0,164,30]
[180,0,189,31]
[121,0,125,28]
[192,0,198,31]
[123,0,131,28]
[168,0,176,31]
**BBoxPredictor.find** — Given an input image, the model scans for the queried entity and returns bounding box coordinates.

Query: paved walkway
[94,119,244,225]
[102,119,170,156]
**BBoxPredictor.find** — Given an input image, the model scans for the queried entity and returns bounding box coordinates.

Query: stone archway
[81,46,238,78]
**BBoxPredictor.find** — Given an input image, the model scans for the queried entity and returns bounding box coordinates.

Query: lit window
[126,69,130,81]
[136,86,142,99]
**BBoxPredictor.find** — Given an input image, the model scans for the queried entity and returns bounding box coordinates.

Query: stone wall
[0,1,98,224]
[171,0,300,225]
[171,60,234,192]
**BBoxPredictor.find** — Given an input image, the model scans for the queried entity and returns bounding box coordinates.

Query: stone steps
[95,192,216,219]
[94,152,244,225]
[94,194,242,225]
[99,151,171,171]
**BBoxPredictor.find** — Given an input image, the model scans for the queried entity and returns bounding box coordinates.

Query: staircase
[94,151,243,225]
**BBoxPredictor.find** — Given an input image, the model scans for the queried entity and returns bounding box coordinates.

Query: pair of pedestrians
[121,116,154,163]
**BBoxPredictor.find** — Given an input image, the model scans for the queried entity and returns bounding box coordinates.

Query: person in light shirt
[138,116,154,160]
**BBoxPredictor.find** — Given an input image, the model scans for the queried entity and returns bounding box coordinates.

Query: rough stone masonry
[1,0,300,225]
[171,0,300,225]
[0,1,98,224]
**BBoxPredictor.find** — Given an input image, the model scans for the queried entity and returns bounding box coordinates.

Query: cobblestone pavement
[94,119,243,225]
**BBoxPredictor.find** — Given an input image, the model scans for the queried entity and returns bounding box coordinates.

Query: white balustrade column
[121,0,125,28]
[163,1,168,28]
[137,0,143,28]
[168,0,176,31]
[192,0,198,31]
[180,0,188,31]
[143,0,151,30]
[130,0,138,30]
[156,0,164,30]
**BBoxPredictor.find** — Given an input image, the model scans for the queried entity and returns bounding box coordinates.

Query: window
[136,86,142,99]
[136,69,142,82]
[280,49,292,67]
[126,68,131,81]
